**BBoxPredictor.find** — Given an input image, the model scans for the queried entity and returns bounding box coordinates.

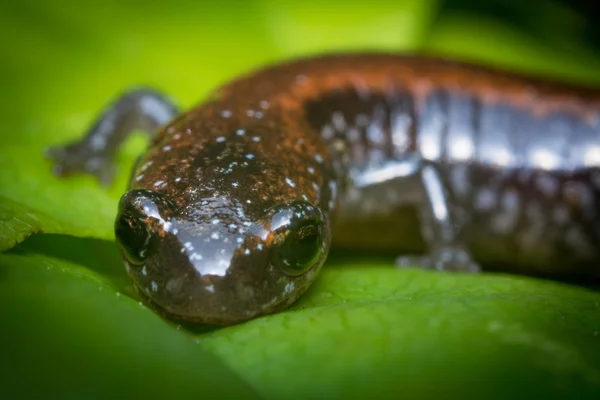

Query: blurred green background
[1,0,600,399]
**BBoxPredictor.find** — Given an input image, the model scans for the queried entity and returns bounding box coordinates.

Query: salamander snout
[115,190,330,325]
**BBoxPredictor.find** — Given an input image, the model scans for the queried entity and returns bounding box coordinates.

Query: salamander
[47,53,600,325]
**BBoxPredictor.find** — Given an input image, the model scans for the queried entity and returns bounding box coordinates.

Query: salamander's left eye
[276,220,322,275]
[270,201,325,276]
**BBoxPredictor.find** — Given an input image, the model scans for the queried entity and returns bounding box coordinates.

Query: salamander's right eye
[114,189,173,265]
[115,212,155,265]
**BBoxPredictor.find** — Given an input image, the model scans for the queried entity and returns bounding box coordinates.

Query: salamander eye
[270,202,324,276]
[115,212,155,265]
[114,189,172,265]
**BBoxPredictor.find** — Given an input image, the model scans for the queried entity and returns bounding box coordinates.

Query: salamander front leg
[354,155,480,273]
[46,88,179,186]
[398,161,479,272]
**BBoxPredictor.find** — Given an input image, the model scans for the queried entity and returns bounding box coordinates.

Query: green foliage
[1,0,600,398]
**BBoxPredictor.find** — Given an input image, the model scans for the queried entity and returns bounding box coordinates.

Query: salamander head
[114,188,330,325]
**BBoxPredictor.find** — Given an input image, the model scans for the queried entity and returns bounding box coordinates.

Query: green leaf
[0,196,63,252]
[3,237,600,398]
[0,236,262,399]
[201,264,600,399]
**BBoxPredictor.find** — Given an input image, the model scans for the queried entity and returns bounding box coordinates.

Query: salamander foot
[395,246,480,272]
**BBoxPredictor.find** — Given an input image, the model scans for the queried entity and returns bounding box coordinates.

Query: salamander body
[48,54,600,324]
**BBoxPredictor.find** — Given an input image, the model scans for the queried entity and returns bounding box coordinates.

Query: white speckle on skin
[347,127,361,142]
[257,244,263,251]
[536,173,559,197]
[284,281,295,295]
[232,182,239,187]
[449,164,471,198]
[206,284,215,293]
[211,218,220,225]
[136,174,144,182]
[141,266,147,276]
[307,167,315,174]
[90,135,107,151]
[474,188,497,211]
[315,154,324,163]
[141,160,153,172]
[151,281,158,292]
[244,249,250,255]
[285,177,295,188]
[139,96,173,125]
[501,189,520,210]
[229,223,237,229]
[252,136,261,142]
[174,177,181,183]
[211,232,220,240]
[154,180,166,188]
[246,154,255,160]
[216,136,226,143]
[236,237,244,244]
[332,111,346,131]
[236,129,246,136]
[163,145,172,152]
[260,100,270,109]
[321,124,334,140]
[221,109,232,118]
